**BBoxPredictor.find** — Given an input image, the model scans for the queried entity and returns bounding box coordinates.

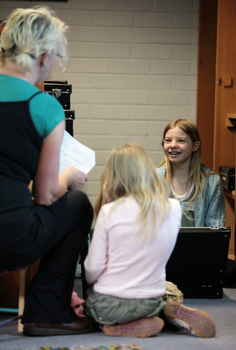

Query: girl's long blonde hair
[95,142,171,240]
[157,119,214,202]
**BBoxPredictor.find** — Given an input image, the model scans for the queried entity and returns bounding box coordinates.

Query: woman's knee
[65,190,92,212]
[68,190,93,224]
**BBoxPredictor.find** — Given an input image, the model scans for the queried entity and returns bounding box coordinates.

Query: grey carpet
[0,281,236,350]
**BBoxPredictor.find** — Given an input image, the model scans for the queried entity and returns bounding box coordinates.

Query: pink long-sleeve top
[84,196,182,299]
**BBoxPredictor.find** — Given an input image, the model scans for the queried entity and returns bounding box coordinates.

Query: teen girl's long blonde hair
[157,119,215,202]
[94,142,171,239]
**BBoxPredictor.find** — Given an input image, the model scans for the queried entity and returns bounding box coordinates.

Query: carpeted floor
[1,280,236,350]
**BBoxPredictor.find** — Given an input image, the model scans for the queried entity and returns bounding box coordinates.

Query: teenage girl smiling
[156,119,225,227]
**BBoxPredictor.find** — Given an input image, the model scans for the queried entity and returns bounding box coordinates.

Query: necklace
[171,183,194,202]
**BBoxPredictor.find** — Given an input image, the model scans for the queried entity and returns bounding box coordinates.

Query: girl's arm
[203,174,225,227]
[32,120,88,205]
[84,209,108,284]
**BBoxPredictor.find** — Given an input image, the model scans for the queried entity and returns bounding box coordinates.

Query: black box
[44,81,75,136]
[64,110,75,120]
[219,166,235,191]
[65,110,75,136]
[65,119,73,136]
[166,226,230,298]
[44,82,72,110]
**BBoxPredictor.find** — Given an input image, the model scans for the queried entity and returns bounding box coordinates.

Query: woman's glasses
[0,19,7,35]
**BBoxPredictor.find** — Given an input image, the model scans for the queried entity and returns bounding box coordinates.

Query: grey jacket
[156,164,225,227]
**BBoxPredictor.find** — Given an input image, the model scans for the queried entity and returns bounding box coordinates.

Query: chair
[18,266,31,331]
[0,265,31,331]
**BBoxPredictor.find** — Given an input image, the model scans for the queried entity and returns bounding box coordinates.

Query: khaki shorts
[84,287,166,325]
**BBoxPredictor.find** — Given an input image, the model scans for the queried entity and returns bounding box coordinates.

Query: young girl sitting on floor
[84,142,216,338]
[156,118,236,286]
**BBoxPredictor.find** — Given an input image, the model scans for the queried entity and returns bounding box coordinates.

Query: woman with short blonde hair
[0,6,95,336]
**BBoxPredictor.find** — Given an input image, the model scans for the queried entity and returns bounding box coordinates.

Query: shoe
[163,301,216,338]
[23,316,98,336]
[103,316,164,338]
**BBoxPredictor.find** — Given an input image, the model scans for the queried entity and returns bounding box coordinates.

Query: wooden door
[214,0,236,256]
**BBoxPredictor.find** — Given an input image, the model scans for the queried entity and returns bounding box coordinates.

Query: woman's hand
[61,165,89,191]
[33,121,89,205]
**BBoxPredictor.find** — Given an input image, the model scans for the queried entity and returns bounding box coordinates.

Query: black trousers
[18,190,93,324]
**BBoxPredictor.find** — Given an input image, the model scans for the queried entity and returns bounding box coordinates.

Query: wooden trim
[36,82,44,92]
[196,0,218,169]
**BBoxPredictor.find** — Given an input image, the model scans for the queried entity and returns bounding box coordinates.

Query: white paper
[59,130,96,174]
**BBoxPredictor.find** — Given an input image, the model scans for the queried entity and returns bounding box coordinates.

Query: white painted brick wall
[0,0,199,207]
